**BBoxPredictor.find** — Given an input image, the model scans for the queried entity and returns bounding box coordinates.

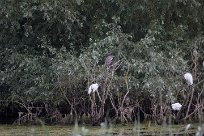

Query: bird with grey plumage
[105,55,122,74]
[105,55,114,70]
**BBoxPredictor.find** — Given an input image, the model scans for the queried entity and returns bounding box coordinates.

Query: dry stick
[14,99,34,123]
[58,75,77,117]
[96,91,102,102]
[107,69,119,120]
[109,92,119,120]
[93,92,96,109]
[183,105,201,120]
[99,60,122,121]
[121,64,130,108]
[63,91,75,112]
[195,83,204,120]
[97,59,122,121]
[106,60,122,100]
[92,92,98,121]
[184,49,197,120]
[14,95,32,113]
[185,87,194,119]
[88,61,98,121]
[113,60,123,71]
[117,87,121,108]
[194,79,204,88]
[104,76,110,103]
[120,64,130,122]
[87,64,95,115]
[15,101,30,113]
[196,97,201,121]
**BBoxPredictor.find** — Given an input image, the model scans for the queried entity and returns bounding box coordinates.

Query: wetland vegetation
[0,0,204,135]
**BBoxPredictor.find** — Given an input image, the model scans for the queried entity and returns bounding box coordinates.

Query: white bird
[171,103,182,111]
[88,83,99,94]
[185,124,191,131]
[184,72,193,85]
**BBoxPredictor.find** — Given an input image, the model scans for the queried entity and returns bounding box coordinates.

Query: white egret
[184,73,193,85]
[171,103,182,111]
[88,83,99,94]
[185,124,191,132]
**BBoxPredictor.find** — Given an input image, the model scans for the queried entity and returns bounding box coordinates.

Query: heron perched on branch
[105,55,114,69]
[105,55,122,73]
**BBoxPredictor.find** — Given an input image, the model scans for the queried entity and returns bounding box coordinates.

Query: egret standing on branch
[88,83,99,94]
[171,102,182,123]
[184,72,193,85]
[171,103,182,111]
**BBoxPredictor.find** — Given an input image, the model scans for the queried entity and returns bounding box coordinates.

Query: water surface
[0,123,198,136]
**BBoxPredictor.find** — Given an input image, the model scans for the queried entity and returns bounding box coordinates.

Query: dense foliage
[0,0,204,125]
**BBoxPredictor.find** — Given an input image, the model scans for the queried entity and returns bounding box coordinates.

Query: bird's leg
[96,91,102,102]
[93,93,96,106]
[89,95,93,104]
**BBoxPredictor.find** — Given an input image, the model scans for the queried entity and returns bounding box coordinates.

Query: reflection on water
[0,123,199,136]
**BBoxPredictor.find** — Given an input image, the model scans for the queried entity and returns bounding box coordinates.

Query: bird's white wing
[88,83,99,94]
[92,84,99,92]
[184,73,193,85]
[172,103,182,111]
[88,86,92,94]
